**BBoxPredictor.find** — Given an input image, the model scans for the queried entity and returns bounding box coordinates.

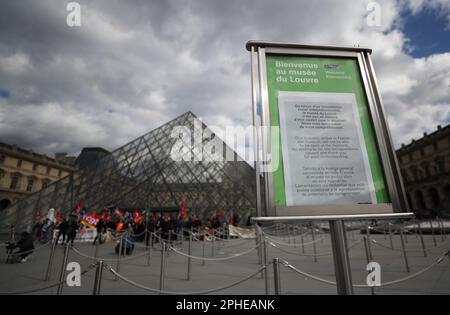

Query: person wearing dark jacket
[67,218,79,245]
[93,219,105,245]
[56,218,69,245]
[7,232,34,263]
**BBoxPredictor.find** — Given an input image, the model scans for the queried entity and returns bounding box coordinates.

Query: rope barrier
[1,240,51,257]
[263,233,325,247]
[168,244,258,261]
[71,246,149,262]
[280,251,449,289]
[0,264,95,295]
[105,263,267,295]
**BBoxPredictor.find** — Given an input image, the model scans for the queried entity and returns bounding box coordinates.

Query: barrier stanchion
[45,239,57,281]
[439,219,445,241]
[147,232,153,266]
[363,236,375,295]
[388,223,394,249]
[202,235,206,266]
[399,229,410,273]
[300,226,305,254]
[263,239,269,295]
[311,225,318,263]
[418,222,427,258]
[329,220,354,295]
[187,232,192,280]
[159,242,167,294]
[211,234,215,257]
[93,260,104,295]
[115,234,123,281]
[273,258,281,295]
[57,242,70,295]
[367,226,373,261]
[430,220,437,247]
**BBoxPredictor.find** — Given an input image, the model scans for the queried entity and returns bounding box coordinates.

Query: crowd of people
[4,206,243,263]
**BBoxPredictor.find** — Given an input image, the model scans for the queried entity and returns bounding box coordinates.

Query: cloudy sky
[0,0,449,156]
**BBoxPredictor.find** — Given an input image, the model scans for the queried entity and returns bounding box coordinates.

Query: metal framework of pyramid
[0,112,257,234]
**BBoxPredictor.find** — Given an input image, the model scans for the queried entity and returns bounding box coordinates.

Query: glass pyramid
[0,112,257,234]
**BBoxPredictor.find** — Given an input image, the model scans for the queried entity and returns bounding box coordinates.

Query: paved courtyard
[0,226,449,295]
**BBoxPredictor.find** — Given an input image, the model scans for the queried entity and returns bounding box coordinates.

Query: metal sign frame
[247,41,410,218]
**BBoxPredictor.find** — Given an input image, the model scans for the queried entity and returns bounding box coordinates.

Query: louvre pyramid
[0,112,257,234]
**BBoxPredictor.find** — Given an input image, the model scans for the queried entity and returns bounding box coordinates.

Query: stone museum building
[397,124,450,217]
[0,143,76,211]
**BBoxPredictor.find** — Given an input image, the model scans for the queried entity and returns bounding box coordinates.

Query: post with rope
[363,236,375,295]
[93,260,104,295]
[439,217,445,241]
[45,238,57,281]
[159,242,167,293]
[329,220,354,295]
[388,222,394,249]
[187,230,192,280]
[57,242,71,295]
[115,232,124,281]
[418,222,427,258]
[430,220,437,247]
[273,257,281,295]
[147,232,153,266]
[202,232,206,266]
[311,224,318,263]
[399,228,410,273]
[262,238,269,295]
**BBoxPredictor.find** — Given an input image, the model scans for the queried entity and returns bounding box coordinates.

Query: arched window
[26,177,35,192]
[414,190,426,211]
[0,199,11,211]
[428,187,440,209]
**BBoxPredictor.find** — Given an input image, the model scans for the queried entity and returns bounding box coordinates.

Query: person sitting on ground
[7,232,34,263]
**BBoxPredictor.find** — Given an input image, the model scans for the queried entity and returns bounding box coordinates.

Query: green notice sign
[266,55,390,207]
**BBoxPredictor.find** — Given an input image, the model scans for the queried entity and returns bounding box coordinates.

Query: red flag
[133,209,142,225]
[35,210,42,222]
[180,201,187,220]
[74,201,82,214]
[55,210,63,225]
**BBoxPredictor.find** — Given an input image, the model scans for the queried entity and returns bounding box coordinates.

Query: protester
[67,216,79,245]
[7,232,34,263]
[56,217,69,245]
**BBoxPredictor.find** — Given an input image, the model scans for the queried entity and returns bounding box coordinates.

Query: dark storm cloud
[0,0,449,156]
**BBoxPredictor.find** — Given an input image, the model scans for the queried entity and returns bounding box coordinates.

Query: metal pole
[202,233,206,266]
[211,233,215,257]
[363,236,375,295]
[311,224,318,263]
[430,220,437,247]
[263,239,269,295]
[45,238,57,281]
[329,220,354,295]
[144,211,149,247]
[95,234,100,259]
[147,232,153,266]
[57,242,70,295]
[439,218,445,241]
[187,232,192,280]
[301,226,305,254]
[399,229,410,273]
[115,233,123,281]
[418,222,427,258]
[93,260,104,295]
[367,226,373,261]
[273,258,281,295]
[388,223,394,249]
[159,242,166,293]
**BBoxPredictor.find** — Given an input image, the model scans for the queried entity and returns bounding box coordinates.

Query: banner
[81,213,100,228]
[228,225,256,239]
